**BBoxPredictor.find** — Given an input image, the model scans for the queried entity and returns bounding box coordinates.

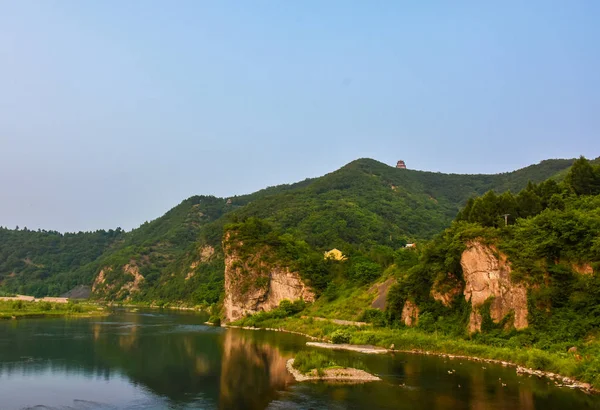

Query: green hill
[0,157,577,302]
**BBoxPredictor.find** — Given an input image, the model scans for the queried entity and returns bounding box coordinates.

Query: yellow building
[324,248,347,261]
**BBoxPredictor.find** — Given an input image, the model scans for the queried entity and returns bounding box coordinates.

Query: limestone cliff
[92,262,145,301]
[223,232,314,323]
[401,300,419,326]
[461,241,528,333]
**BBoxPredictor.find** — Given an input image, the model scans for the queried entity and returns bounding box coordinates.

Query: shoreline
[286,358,381,383]
[224,323,598,394]
[0,310,108,320]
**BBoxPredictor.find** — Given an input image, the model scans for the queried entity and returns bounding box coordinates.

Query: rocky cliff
[92,262,145,301]
[223,232,314,323]
[461,241,528,333]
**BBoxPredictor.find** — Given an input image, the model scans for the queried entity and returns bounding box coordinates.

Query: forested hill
[0,157,579,299]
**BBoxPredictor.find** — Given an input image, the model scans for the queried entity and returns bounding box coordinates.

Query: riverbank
[0,300,107,320]
[228,316,599,394]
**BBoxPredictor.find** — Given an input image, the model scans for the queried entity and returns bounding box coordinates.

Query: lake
[0,310,598,409]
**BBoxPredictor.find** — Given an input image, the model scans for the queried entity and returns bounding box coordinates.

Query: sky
[1,1,599,232]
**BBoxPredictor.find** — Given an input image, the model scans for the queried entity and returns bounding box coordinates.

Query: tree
[566,157,600,196]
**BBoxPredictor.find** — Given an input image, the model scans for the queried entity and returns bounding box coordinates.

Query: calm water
[0,310,598,410]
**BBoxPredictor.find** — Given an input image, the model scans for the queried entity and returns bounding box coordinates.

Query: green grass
[293,351,338,376]
[303,283,377,320]
[0,300,107,319]
[242,316,600,389]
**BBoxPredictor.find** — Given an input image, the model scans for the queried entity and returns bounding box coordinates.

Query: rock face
[92,262,145,300]
[401,300,419,327]
[572,263,594,275]
[430,273,462,307]
[461,241,528,333]
[223,233,314,323]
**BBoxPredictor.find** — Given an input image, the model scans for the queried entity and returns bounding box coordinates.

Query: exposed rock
[120,264,145,295]
[568,346,578,353]
[401,300,419,327]
[461,241,528,333]
[430,273,462,307]
[92,268,111,293]
[370,278,396,310]
[200,245,215,262]
[61,285,91,299]
[223,232,314,323]
[185,245,215,281]
[572,263,594,275]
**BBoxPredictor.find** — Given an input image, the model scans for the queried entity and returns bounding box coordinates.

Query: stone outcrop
[572,263,594,275]
[120,264,144,295]
[401,300,419,327]
[430,273,462,307]
[92,263,144,300]
[223,233,314,323]
[186,245,216,281]
[370,278,396,310]
[92,268,111,293]
[461,241,528,333]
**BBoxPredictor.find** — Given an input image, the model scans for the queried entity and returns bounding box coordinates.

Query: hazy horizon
[2,2,599,232]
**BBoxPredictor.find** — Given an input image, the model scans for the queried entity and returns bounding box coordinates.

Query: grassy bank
[0,300,107,319]
[234,315,600,389]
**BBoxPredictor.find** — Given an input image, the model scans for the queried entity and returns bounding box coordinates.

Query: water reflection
[0,312,598,410]
[220,330,294,409]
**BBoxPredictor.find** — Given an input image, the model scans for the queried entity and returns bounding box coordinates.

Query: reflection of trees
[0,315,297,409]
[219,330,293,410]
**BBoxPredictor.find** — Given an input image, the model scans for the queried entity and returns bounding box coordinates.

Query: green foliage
[0,227,124,297]
[565,156,600,196]
[292,350,336,375]
[0,157,581,309]
[350,259,382,284]
[0,300,103,319]
[360,308,387,327]
[331,329,351,344]
[235,299,307,327]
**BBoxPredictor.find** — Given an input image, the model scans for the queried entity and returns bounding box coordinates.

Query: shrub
[331,329,351,344]
[293,350,335,375]
[360,308,387,327]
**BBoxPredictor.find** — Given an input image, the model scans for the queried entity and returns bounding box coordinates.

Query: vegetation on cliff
[1,158,575,303]
[235,157,600,387]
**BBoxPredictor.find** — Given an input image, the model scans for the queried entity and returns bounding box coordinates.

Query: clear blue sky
[1,1,598,232]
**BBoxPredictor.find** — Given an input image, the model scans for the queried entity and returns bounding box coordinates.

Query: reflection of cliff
[219,330,293,409]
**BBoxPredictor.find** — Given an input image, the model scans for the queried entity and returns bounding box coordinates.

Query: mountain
[0,157,577,302]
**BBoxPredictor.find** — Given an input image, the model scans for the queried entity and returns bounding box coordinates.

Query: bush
[293,350,335,375]
[331,329,351,344]
[360,308,387,327]
[39,302,52,311]
[278,299,306,316]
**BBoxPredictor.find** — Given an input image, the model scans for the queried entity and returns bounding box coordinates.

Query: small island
[286,351,380,383]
